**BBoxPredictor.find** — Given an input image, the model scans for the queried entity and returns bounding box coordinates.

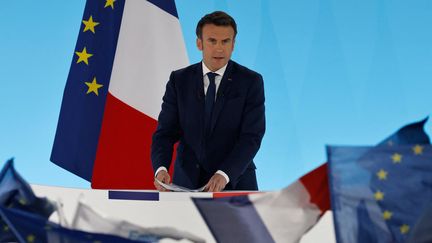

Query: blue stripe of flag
[108,191,159,201]
[147,0,179,18]
[192,196,275,243]
[51,0,125,181]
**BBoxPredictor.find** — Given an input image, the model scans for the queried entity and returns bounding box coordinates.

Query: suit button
[196,164,200,169]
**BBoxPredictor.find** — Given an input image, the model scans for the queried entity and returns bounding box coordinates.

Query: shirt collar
[202,61,228,78]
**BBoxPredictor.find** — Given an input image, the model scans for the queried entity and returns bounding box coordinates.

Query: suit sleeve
[218,73,266,186]
[151,72,181,172]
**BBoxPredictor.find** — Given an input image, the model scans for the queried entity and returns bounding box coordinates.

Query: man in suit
[151,11,265,192]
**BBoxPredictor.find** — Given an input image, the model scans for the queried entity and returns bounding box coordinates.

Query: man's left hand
[205,174,227,192]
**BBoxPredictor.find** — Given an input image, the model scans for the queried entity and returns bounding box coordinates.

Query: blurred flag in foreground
[50,0,188,189]
[0,159,55,242]
[72,200,204,242]
[193,164,328,243]
[327,144,432,242]
[193,118,430,243]
[407,202,432,243]
[0,206,147,243]
[0,159,55,217]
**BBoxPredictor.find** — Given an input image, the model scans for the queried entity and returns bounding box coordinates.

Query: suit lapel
[193,63,205,131]
[209,60,235,135]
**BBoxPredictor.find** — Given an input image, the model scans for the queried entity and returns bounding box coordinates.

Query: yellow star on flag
[105,0,116,9]
[374,190,384,201]
[85,78,103,96]
[18,198,27,205]
[82,15,99,34]
[376,169,388,180]
[75,47,93,65]
[27,234,36,243]
[391,153,402,164]
[400,224,410,234]
[382,210,392,220]
[3,225,8,232]
[413,145,424,155]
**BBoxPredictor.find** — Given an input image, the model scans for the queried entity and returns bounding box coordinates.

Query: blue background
[0,0,431,190]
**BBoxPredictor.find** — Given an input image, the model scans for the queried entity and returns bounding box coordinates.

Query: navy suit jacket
[151,60,265,190]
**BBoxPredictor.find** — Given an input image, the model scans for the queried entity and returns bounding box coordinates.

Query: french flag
[193,163,330,243]
[50,0,188,189]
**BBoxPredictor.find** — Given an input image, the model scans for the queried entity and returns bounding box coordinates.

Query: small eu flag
[0,159,55,218]
[0,206,150,243]
[0,159,55,242]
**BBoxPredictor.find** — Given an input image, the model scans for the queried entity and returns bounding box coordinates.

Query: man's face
[197,24,235,72]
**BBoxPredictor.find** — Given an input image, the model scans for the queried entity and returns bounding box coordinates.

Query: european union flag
[50,0,126,183]
[328,144,432,242]
[407,202,432,243]
[377,118,430,146]
[0,159,55,242]
[0,206,150,243]
[0,159,55,217]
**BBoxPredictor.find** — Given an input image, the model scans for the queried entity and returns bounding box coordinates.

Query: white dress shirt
[202,61,226,97]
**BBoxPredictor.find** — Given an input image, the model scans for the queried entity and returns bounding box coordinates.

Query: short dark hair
[196,11,237,39]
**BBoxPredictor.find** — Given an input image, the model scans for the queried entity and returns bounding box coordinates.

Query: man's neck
[202,61,228,77]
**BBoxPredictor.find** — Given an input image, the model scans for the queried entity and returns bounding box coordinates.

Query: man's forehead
[206,36,232,41]
[202,24,235,36]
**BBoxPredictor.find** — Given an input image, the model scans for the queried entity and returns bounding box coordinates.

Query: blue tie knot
[207,72,217,84]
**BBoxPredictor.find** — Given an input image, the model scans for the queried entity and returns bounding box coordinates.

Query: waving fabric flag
[193,164,328,243]
[0,159,55,217]
[327,145,432,243]
[0,159,55,241]
[72,200,205,242]
[50,0,188,189]
[326,118,430,243]
[407,202,432,243]
[377,118,430,146]
[296,118,430,215]
[192,118,430,243]
[0,206,148,243]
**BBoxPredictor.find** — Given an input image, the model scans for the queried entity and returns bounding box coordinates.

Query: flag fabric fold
[0,206,148,243]
[193,167,326,243]
[0,159,55,218]
[51,0,188,189]
[72,200,205,243]
[0,159,55,242]
[407,202,432,243]
[327,145,432,242]
[326,118,431,242]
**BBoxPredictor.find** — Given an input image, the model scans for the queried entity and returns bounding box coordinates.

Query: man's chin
[210,60,228,70]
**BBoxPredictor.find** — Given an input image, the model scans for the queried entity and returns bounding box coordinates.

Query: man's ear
[196,38,203,51]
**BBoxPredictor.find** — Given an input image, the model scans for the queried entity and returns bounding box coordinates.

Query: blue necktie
[205,72,217,136]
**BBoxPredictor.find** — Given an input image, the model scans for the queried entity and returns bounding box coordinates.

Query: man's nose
[215,42,224,52]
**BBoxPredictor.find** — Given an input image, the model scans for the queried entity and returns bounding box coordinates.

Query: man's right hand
[154,170,171,191]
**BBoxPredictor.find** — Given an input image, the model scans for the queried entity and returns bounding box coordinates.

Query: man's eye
[208,39,216,44]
